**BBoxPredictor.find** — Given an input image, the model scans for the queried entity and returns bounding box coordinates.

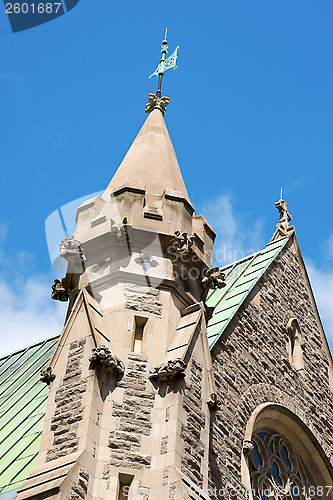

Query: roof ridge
[220,237,288,271]
[0,335,60,363]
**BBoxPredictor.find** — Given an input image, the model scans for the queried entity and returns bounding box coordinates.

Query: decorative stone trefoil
[89,346,125,376]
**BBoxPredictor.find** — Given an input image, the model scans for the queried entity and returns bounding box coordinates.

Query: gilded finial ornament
[145,30,179,116]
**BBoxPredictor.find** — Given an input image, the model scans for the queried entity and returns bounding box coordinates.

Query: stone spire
[15,36,222,500]
[106,107,191,206]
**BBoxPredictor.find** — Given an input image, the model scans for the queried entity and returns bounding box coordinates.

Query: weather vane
[149,29,179,98]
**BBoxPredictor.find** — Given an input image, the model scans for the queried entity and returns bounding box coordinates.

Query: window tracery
[248,431,320,500]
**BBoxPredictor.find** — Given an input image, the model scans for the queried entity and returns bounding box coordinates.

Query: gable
[206,237,288,349]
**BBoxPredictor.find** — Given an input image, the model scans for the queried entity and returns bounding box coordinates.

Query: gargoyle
[207,393,218,410]
[89,346,125,376]
[170,231,195,257]
[59,237,85,272]
[40,366,56,385]
[275,199,292,232]
[52,238,86,320]
[201,267,226,298]
[149,358,186,383]
[242,440,254,456]
[111,217,132,247]
[271,198,295,242]
[51,278,71,302]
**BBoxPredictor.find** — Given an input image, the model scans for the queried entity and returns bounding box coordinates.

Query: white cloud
[199,194,265,265]
[306,260,333,350]
[0,273,65,358]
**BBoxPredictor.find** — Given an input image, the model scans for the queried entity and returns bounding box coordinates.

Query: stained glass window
[248,432,319,500]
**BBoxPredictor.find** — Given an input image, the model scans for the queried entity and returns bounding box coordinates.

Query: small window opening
[133,317,148,353]
[286,318,305,371]
[118,474,133,500]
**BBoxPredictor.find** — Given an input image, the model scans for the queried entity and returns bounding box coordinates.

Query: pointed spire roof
[106,108,191,205]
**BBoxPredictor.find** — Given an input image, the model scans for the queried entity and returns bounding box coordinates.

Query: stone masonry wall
[69,467,89,500]
[47,339,87,461]
[181,359,205,487]
[125,284,163,316]
[104,354,154,475]
[209,245,333,497]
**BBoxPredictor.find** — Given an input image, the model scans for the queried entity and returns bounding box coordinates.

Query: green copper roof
[0,336,58,496]
[206,238,289,349]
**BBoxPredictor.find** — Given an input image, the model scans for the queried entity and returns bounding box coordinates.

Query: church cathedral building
[0,51,332,500]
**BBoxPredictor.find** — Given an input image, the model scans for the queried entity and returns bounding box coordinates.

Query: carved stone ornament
[89,346,125,376]
[201,267,226,292]
[51,277,71,302]
[149,358,186,382]
[40,366,56,385]
[134,254,159,272]
[145,92,170,116]
[242,440,254,455]
[207,393,218,410]
[170,231,195,256]
[274,198,295,237]
[111,217,132,247]
[59,237,85,268]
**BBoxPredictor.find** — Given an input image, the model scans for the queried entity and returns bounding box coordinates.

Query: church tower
[15,35,222,500]
[9,35,333,500]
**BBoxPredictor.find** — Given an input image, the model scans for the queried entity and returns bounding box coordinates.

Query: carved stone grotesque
[40,366,56,385]
[111,217,132,247]
[275,199,292,231]
[207,393,218,410]
[59,237,85,269]
[145,92,170,116]
[201,267,226,293]
[51,278,70,302]
[89,346,125,376]
[243,440,254,455]
[149,358,186,382]
[52,238,85,307]
[170,231,195,257]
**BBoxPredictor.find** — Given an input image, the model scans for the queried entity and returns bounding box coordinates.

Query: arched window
[249,431,320,499]
[242,404,333,500]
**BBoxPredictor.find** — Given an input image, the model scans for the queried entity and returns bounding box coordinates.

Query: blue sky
[0,0,332,356]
